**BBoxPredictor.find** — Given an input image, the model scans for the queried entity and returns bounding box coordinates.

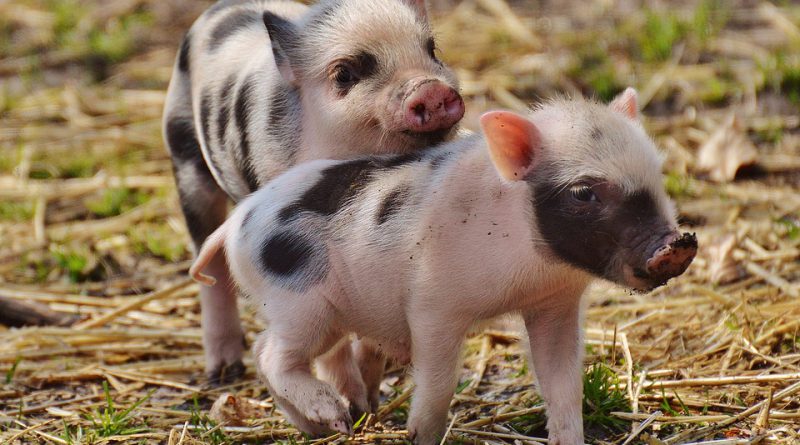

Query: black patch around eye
[570,185,597,202]
[333,52,378,95]
[354,51,378,78]
[531,175,616,278]
[425,38,437,59]
[209,10,260,51]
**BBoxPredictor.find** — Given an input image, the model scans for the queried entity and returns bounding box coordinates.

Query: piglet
[163,0,464,383]
[190,89,697,444]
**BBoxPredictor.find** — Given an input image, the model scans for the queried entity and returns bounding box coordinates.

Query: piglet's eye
[569,185,598,203]
[333,64,359,88]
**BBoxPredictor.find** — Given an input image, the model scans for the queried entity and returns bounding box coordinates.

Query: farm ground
[1,0,799,443]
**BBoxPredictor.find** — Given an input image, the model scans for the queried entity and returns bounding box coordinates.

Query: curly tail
[189,218,233,286]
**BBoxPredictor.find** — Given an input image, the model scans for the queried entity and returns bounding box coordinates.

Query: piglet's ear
[400,0,428,20]
[263,11,299,85]
[480,111,542,181]
[609,87,638,121]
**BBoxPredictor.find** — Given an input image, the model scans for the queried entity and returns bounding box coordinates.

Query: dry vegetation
[1,0,799,443]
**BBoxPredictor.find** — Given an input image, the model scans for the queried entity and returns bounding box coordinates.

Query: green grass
[188,396,230,445]
[84,381,154,438]
[777,216,800,240]
[0,201,34,222]
[691,0,730,44]
[129,222,187,262]
[455,378,473,394]
[582,363,630,433]
[638,10,687,62]
[46,0,153,80]
[5,358,21,384]
[568,44,624,102]
[85,187,149,218]
[507,411,547,435]
[664,172,694,198]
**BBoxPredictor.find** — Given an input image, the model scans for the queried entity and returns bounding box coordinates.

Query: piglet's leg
[254,307,353,436]
[407,316,469,445]
[523,291,586,445]
[353,338,386,413]
[316,337,370,419]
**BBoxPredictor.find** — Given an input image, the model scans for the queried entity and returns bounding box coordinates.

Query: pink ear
[480,111,542,181]
[401,0,428,20]
[610,87,638,120]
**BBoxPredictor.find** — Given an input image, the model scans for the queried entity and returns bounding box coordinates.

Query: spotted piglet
[190,89,697,443]
[163,0,464,384]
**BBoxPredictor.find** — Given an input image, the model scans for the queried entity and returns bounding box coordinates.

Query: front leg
[407,315,469,445]
[523,289,586,445]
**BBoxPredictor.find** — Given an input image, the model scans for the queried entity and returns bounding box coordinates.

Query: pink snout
[644,232,698,286]
[402,80,464,133]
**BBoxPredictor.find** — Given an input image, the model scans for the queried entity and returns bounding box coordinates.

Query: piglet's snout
[644,232,698,284]
[401,79,464,133]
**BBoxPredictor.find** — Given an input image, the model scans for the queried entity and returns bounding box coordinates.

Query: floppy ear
[480,111,542,181]
[399,0,428,21]
[609,87,638,121]
[263,11,300,85]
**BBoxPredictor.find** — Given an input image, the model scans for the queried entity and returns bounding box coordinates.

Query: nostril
[412,103,426,123]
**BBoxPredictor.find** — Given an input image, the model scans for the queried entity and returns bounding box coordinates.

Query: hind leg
[353,338,386,413]
[316,338,370,419]
[165,111,245,383]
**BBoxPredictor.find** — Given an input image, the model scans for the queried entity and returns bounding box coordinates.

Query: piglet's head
[480,88,697,291]
[264,0,463,153]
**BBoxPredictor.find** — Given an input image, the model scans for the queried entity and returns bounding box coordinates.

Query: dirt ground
[1,0,799,444]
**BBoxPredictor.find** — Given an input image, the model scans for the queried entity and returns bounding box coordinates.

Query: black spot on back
[234,75,260,193]
[260,231,313,277]
[209,10,260,51]
[376,185,410,225]
[280,159,377,221]
[178,33,191,72]
[590,126,602,141]
[280,153,426,223]
[165,117,203,166]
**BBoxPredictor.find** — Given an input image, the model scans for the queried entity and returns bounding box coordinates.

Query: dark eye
[425,38,439,62]
[333,64,359,88]
[570,185,598,203]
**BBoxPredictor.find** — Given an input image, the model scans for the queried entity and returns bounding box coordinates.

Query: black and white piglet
[163,0,464,381]
[190,89,697,444]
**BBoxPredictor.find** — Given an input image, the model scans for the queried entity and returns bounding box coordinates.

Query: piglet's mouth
[626,232,698,291]
[399,127,453,145]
